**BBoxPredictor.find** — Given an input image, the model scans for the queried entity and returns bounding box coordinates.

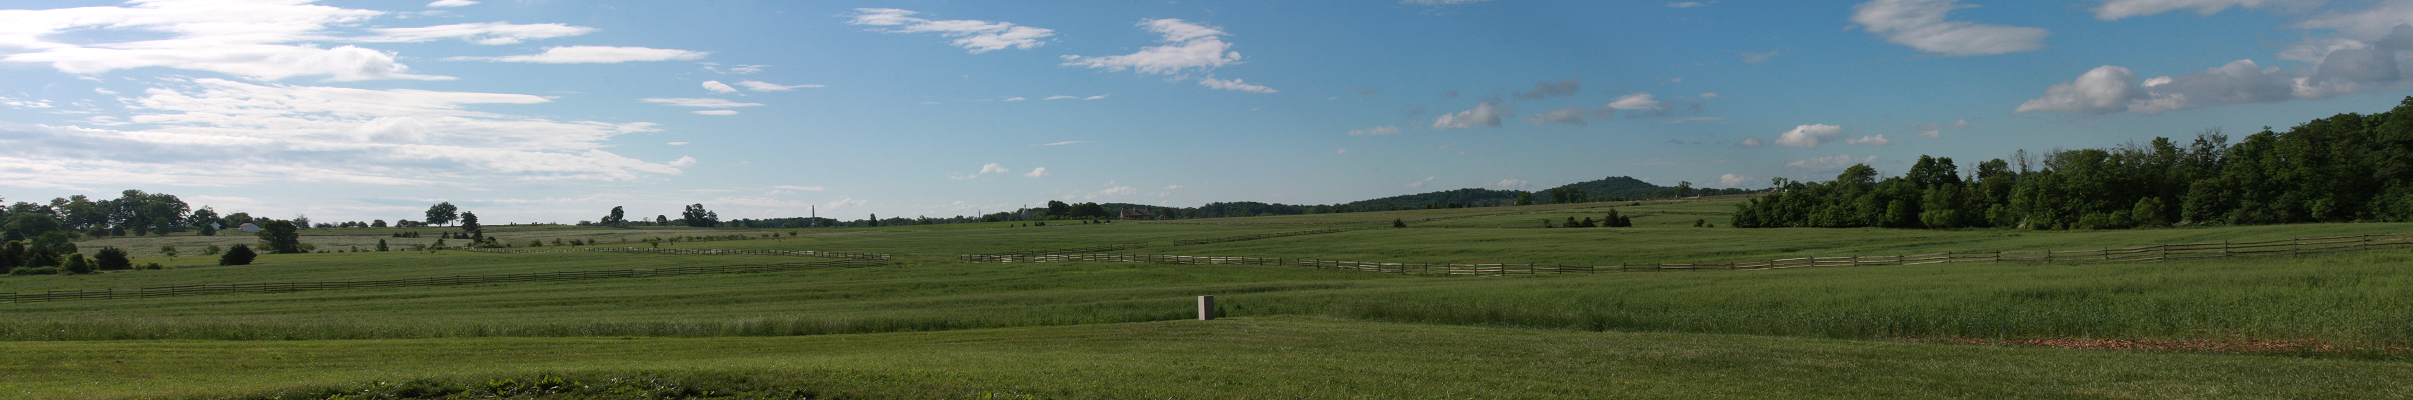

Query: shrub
[8,267,57,275]
[62,254,92,274]
[202,244,222,256]
[93,247,132,270]
[219,244,257,266]
[1392,219,1406,228]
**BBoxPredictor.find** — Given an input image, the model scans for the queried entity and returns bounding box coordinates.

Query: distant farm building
[1120,209,1154,220]
[237,223,260,233]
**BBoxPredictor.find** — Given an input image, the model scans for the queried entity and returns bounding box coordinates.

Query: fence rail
[994,243,1149,256]
[960,233,2413,276]
[449,246,891,260]
[0,259,888,304]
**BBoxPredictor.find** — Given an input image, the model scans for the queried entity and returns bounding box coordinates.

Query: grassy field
[10,198,2413,398]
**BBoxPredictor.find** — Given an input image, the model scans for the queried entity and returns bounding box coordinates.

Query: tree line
[1733,97,2413,229]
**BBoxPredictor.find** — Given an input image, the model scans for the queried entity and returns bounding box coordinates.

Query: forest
[1732,97,2413,230]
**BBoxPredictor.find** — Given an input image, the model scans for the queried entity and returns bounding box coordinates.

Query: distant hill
[1341,188,1525,209]
[1542,176,1666,199]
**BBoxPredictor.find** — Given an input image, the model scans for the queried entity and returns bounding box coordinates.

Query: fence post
[1198,295,1216,320]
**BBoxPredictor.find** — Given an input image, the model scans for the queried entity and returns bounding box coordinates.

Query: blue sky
[5,0,2413,224]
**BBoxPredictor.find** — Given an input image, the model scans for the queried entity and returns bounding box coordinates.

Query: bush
[8,267,57,275]
[202,244,222,256]
[93,247,132,270]
[62,254,92,274]
[219,244,257,266]
[1392,219,1406,228]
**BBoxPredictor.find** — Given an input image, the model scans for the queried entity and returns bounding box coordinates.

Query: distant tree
[375,239,389,252]
[868,213,880,227]
[292,214,312,230]
[158,244,178,260]
[1515,192,1534,206]
[257,220,303,254]
[425,202,459,226]
[219,244,256,266]
[372,219,388,228]
[223,212,255,229]
[681,204,716,227]
[188,206,221,230]
[603,206,627,227]
[656,215,669,226]
[1676,181,1694,198]
[1393,218,1407,228]
[93,247,131,270]
[1046,201,1072,218]
[0,241,21,269]
[460,211,481,233]
[3,212,62,240]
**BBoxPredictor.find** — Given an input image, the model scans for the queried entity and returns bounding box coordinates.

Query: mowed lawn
[11,199,2413,398]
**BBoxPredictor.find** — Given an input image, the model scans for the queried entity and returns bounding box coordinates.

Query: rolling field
[9,199,2413,398]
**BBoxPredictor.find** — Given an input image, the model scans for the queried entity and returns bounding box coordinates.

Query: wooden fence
[961,233,2413,276]
[1170,226,1389,245]
[0,259,888,304]
[450,246,891,260]
[995,243,1149,256]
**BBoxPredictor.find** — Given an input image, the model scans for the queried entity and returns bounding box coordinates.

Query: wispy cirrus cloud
[448,46,708,63]
[847,8,1055,53]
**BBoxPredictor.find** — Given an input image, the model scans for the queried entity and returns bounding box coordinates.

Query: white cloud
[1044,95,1079,100]
[1062,19,1244,76]
[1950,119,1972,129]
[1084,94,1110,100]
[1165,185,1184,190]
[1912,120,1971,138]
[2091,0,2313,20]
[2014,65,2145,114]
[1041,141,1089,146]
[1513,77,1581,100]
[1433,101,1512,129]
[1851,0,2049,56]
[1494,179,1531,190]
[1847,134,1894,145]
[1337,148,1348,154]
[0,79,681,188]
[981,163,1011,174]
[773,185,826,191]
[1,97,55,109]
[1734,138,1763,147]
[0,1,462,81]
[357,22,596,45]
[692,110,738,116]
[427,0,478,7]
[1700,92,1719,99]
[448,46,708,63]
[702,81,739,94]
[1198,77,1278,93]
[1739,51,1778,63]
[1664,117,1726,124]
[1669,2,1707,8]
[1719,173,1752,187]
[1606,92,1663,110]
[1775,124,1843,148]
[1405,176,1435,188]
[641,98,765,108]
[1004,97,1028,101]
[1348,125,1402,136]
[1524,107,1593,126]
[2015,57,2365,115]
[1785,155,1878,174]
[847,8,1056,54]
[732,81,819,91]
[93,88,117,95]
[1024,167,1049,177]
[823,198,868,211]
[668,156,697,167]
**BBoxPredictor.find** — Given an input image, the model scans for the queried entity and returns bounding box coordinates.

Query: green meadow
[9,198,2413,398]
